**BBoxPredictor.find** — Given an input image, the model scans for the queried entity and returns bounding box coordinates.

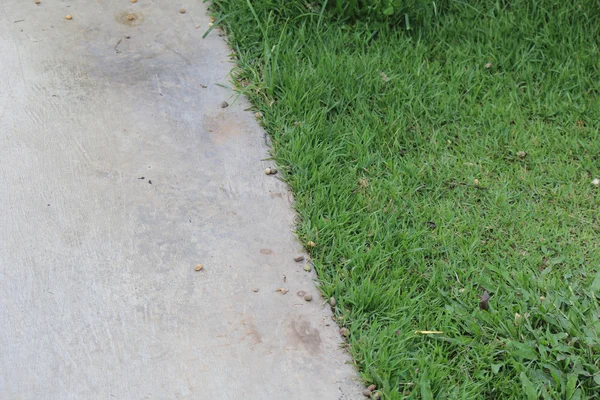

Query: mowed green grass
[210,1,600,398]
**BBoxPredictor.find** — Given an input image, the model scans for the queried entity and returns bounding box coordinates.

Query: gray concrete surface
[0,1,362,398]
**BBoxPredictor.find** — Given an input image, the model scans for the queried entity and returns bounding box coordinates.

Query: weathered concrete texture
[0,1,361,398]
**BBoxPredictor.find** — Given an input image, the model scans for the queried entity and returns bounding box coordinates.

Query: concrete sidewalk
[0,1,361,398]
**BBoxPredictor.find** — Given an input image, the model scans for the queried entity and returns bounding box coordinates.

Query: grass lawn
[209,1,600,398]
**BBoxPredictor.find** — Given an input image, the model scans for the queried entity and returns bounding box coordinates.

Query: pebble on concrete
[303,264,312,272]
[339,327,349,337]
[329,297,336,307]
[294,255,304,262]
[220,101,229,108]
[65,15,72,20]
[368,384,376,391]
[194,264,204,271]
[362,389,372,397]
[179,8,186,14]
[304,294,313,302]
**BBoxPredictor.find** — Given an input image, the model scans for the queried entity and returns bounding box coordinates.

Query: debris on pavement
[127,15,135,21]
[329,297,336,307]
[264,167,278,175]
[339,327,349,337]
[194,264,204,271]
[303,264,311,272]
[65,15,72,20]
[293,255,304,262]
[275,287,289,295]
[368,384,376,391]
[362,389,372,397]
[253,288,259,293]
[220,101,229,108]
[304,294,313,302]
[179,8,186,14]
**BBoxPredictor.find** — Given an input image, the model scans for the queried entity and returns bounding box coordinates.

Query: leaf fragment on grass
[415,330,444,335]
[480,290,490,310]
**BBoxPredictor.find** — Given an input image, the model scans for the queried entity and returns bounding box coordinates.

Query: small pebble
[339,327,349,337]
[35,0,41,4]
[131,0,137,3]
[125,35,131,39]
[303,264,312,272]
[294,255,304,262]
[362,389,372,397]
[220,101,229,108]
[194,264,204,271]
[255,112,263,118]
[253,288,259,292]
[127,15,135,21]
[304,294,313,302]
[179,8,186,14]
[368,384,376,391]
[269,167,278,174]
[593,178,600,187]
[264,168,272,175]
[65,15,72,20]
[517,151,527,159]
[307,241,316,248]
[329,297,336,307]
